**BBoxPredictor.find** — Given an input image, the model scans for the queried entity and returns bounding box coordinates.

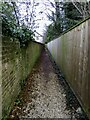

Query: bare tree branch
[11,2,20,26]
[71,0,83,15]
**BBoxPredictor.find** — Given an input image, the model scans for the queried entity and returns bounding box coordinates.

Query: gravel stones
[19,50,73,119]
[9,49,89,120]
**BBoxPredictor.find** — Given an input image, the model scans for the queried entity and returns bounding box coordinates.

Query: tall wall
[46,18,90,119]
[0,36,2,119]
[2,36,43,119]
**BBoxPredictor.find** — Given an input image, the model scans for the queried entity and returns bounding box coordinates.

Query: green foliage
[45,22,63,43]
[1,2,35,46]
[44,2,83,43]
[64,2,83,20]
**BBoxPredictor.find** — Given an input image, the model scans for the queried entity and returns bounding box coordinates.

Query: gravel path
[19,49,72,119]
[9,48,88,120]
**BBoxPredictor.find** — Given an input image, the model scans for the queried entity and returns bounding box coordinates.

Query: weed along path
[9,48,88,120]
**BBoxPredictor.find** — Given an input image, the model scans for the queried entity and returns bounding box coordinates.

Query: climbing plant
[1,2,36,46]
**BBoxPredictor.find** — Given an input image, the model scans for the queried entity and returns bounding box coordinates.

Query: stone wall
[2,36,42,119]
[46,18,90,119]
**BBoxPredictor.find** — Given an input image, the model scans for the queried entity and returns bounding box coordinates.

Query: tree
[71,0,90,19]
[1,1,40,46]
[16,0,40,30]
[63,2,83,20]
[43,0,90,43]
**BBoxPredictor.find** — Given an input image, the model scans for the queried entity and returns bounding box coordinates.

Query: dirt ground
[9,48,89,120]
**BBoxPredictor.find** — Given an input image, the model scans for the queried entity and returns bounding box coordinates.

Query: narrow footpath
[9,48,88,120]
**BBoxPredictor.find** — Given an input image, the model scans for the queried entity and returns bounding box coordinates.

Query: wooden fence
[46,18,90,119]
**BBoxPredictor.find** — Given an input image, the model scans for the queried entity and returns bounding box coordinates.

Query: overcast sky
[34,0,55,42]
[17,0,55,43]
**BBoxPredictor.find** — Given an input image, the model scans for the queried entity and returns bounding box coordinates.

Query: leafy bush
[1,2,35,47]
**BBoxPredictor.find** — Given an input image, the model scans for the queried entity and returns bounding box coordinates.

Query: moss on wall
[2,36,43,119]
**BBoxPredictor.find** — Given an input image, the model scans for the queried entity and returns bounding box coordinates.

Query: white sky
[34,0,53,42]
[17,0,55,43]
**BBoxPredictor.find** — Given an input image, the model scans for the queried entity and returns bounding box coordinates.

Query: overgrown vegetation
[44,1,90,43]
[1,1,90,44]
[1,2,38,46]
